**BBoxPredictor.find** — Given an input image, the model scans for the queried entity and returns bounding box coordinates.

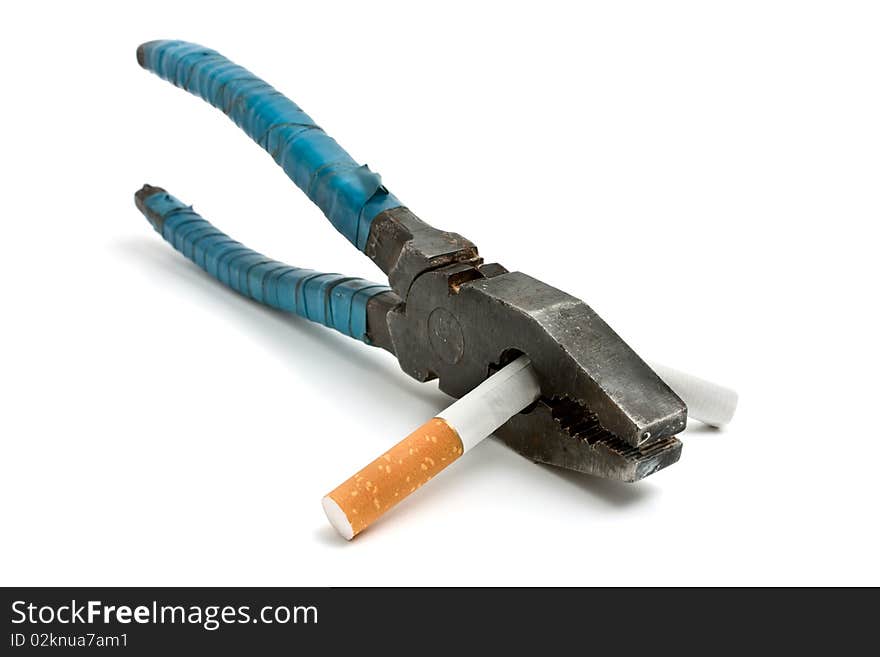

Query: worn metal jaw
[364,208,687,482]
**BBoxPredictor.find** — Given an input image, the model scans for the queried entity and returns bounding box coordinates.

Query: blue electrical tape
[138,188,391,343]
[138,40,403,251]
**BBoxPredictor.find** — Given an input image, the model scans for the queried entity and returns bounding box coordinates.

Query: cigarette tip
[322,495,354,541]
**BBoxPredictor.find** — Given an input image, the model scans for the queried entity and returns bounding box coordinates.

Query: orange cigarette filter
[322,418,464,539]
[322,356,541,540]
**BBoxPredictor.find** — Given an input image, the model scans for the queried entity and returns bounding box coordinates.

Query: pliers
[134,40,687,483]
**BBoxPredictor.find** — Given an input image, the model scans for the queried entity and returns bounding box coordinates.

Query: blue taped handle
[136,186,390,343]
[138,40,403,251]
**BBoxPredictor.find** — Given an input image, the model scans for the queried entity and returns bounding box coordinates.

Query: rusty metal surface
[363,207,687,480]
[387,265,686,447]
[495,400,682,482]
[365,207,480,297]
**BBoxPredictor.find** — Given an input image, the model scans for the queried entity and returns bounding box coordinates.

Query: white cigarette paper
[649,362,738,427]
[438,355,541,452]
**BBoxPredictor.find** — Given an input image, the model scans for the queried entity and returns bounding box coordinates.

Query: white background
[1,1,878,586]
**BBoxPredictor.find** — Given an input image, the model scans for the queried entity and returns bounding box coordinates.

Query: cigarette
[648,362,738,427]
[321,355,739,540]
[322,355,541,540]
